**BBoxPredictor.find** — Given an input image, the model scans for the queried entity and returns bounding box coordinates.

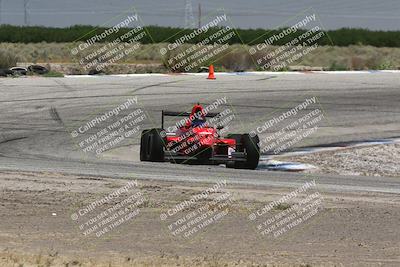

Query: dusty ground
[0,170,399,267]
[282,143,400,177]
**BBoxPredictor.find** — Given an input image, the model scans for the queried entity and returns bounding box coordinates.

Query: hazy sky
[1,0,399,30]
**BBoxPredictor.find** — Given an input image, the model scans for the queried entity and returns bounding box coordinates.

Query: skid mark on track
[53,79,76,92]
[129,79,186,94]
[0,80,187,104]
[255,76,277,81]
[49,107,64,126]
[0,136,27,146]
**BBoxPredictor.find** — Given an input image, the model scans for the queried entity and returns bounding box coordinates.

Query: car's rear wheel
[140,129,165,162]
[226,133,260,169]
[241,134,260,169]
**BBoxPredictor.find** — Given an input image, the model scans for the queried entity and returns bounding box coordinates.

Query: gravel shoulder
[1,170,399,266]
[280,143,400,177]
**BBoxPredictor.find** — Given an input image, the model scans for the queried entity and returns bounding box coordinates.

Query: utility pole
[24,0,29,26]
[184,0,195,29]
[198,3,201,28]
[0,0,2,25]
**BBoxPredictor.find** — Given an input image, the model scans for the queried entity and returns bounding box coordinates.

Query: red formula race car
[140,104,260,169]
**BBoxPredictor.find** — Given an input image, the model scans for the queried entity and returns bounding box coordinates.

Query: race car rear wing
[161,110,220,129]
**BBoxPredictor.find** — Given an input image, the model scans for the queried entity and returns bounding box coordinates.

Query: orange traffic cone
[207,65,216,80]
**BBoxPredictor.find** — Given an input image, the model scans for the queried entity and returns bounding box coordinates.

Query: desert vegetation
[2,25,400,47]
[1,42,398,74]
[1,25,399,74]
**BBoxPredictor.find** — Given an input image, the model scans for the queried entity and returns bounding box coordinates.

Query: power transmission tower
[198,3,201,28]
[0,0,2,24]
[184,0,195,29]
[24,0,29,25]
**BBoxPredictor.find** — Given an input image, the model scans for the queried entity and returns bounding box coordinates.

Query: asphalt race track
[1,72,400,193]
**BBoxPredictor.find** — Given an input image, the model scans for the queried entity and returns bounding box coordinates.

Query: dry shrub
[218,47,255,72]
[350,56,367,70]
[1,42,400,72]
[0,49,18,68]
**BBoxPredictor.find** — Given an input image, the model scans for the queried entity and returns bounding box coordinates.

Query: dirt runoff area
[281,143,400,177]
[0,170,399,267]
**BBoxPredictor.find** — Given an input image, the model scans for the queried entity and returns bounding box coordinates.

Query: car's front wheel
[226,133,260,169]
